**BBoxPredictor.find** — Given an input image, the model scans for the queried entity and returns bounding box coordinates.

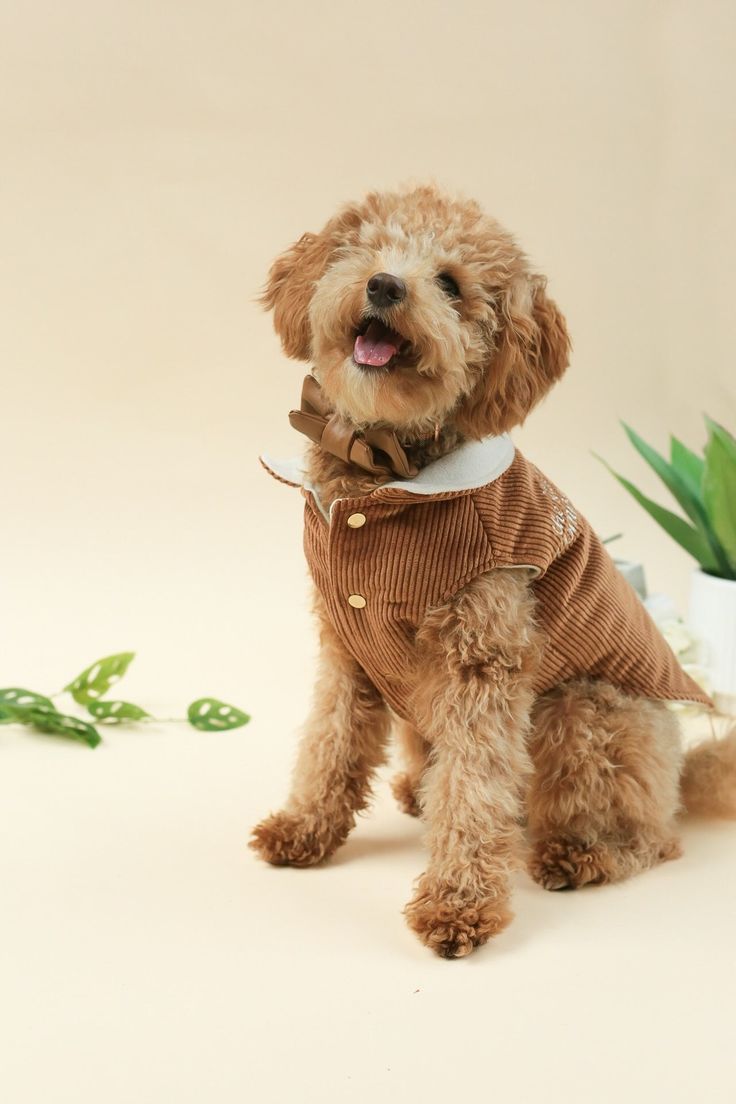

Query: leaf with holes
[0,688,54,723]
[87,700,150,724]
[187,698,251,732]
[0,701,56,724]
[1,702,101,748]
[64,652,136,706]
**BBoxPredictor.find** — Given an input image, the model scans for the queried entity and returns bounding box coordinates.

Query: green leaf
[187,698,251,732]
[705,416,736,465]
[25,709,102,748]
[64,652,135,706]
[1,702,101,748]
[594,454,719,570]
[703,425,736,576]
[0,687,54,723]
[87,700,150,724]
[622,424,730,576]
[670,436,705,500]
[623,423,706,525]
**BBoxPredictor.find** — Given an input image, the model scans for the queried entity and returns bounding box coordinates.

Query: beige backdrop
[2,4,736,1103]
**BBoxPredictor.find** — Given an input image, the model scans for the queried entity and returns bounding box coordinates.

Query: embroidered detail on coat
[538,477,578,551]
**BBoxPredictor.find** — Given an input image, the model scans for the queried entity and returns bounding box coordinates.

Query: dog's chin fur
[314,353,471,437]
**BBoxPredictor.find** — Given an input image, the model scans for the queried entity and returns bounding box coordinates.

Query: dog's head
[262,185,570,437]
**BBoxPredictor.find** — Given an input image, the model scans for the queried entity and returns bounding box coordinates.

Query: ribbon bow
[288,375,419,479]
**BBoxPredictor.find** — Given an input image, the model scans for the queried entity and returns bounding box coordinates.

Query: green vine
[0,652,251,748]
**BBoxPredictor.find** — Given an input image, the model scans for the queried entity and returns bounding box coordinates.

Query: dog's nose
[366,272,407,309]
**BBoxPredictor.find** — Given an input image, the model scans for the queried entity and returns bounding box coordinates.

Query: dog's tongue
[354,320,400,367]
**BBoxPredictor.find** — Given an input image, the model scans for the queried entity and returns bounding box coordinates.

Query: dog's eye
[436,272,460,299]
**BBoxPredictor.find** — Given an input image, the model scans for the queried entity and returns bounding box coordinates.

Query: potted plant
[600,417,736,713]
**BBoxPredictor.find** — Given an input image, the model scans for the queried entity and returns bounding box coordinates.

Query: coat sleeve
[472,452,577,578]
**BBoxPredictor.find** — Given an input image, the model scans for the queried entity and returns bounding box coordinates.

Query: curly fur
[527,680,685,888]
[252,184,736,957]
[261,184,569,441]
[250,591,391,867]
[403,570,540,956]
[681,731,736,818]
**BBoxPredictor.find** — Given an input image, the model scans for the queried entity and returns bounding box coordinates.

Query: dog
[250,184,736,958]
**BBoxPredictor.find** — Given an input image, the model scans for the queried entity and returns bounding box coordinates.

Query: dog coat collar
[261,431,516,507]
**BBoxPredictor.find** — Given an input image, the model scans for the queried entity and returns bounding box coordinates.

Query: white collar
[260,434,515,512]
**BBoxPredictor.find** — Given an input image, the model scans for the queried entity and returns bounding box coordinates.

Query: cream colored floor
[2,465,735,1104]
[3,3,736,1100]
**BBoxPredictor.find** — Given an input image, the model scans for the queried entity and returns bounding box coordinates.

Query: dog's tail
[680,725,736,817]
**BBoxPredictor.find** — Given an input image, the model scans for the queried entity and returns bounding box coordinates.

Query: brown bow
[288,375,419,479]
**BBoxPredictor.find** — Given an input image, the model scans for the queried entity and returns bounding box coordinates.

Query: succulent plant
[598,416,736,581]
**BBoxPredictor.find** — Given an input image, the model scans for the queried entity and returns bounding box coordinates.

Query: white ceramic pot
[688,568,736,714]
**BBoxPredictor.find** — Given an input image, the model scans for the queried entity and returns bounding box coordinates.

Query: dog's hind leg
[250,592,391,867]
[527,679,683,891]
[391,721,431,817]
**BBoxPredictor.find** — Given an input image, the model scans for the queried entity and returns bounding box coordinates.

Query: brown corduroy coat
[262,438,710,721]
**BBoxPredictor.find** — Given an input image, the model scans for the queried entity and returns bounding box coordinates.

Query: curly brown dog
[251,184,736,958]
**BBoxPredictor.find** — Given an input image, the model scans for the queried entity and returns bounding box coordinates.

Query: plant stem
[140,716,187,725]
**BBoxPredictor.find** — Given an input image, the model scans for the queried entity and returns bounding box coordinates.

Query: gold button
[347,593,366,609]
[347,512,366,529]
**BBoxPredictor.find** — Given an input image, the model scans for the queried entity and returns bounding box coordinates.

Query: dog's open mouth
[353,317,409,369]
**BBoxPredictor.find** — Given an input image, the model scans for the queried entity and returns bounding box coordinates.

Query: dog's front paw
[249,811,339,868]
[404,878,512,958]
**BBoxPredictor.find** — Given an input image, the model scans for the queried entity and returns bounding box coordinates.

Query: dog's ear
[456,277,570,438]
[261,207,361,361]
